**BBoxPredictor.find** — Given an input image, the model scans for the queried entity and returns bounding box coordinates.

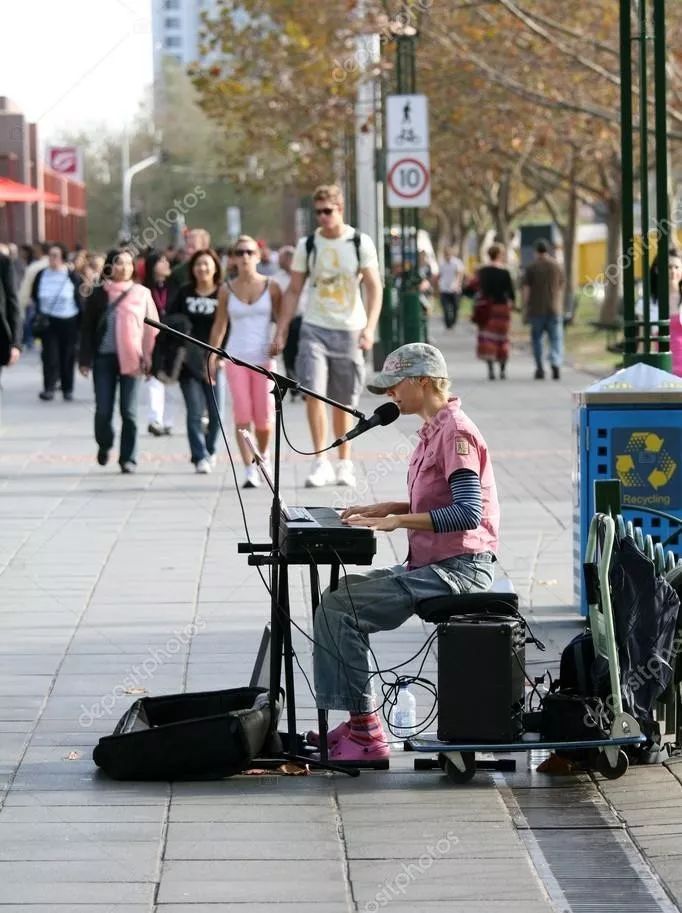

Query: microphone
[332,402,400,447]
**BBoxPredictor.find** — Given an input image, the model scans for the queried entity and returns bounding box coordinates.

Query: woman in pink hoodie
[79,248,159,472]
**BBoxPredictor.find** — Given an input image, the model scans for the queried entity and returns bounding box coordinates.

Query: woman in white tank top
[209,235,282,488]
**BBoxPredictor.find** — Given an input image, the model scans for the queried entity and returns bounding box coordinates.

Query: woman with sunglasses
[169,248,224,474]
[209,235,282,488]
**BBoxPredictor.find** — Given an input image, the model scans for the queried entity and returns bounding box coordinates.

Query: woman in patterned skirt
[470,244,515,380]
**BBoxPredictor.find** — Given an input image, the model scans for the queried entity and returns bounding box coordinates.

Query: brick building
[0,98,86,247]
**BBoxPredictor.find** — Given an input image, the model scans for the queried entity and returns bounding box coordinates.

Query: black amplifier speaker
[437,615,526,743]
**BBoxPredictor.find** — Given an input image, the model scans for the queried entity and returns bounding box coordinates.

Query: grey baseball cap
[367,343,449,394]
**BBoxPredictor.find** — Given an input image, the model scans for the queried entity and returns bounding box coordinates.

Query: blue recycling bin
[574,364,682,614]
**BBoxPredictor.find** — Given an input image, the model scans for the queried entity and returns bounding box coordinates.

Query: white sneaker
[305,457,336,488]
[195,458,212,474]
[207,453,217,469]
[243,464,261,488]
[335,459,357,487]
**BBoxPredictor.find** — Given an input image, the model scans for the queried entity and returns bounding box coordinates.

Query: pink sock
[349,712,383,744]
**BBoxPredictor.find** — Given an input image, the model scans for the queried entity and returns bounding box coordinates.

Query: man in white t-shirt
[274,184,382,488]
[438,247,465,329]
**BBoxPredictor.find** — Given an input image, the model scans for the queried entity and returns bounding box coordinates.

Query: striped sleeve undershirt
[429,468,482,533]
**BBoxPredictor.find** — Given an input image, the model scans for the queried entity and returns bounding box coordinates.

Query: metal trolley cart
[408,513,645,784]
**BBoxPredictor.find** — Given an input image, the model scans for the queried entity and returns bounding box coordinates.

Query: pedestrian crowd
[0,186,382,488]
[6,192,675,489]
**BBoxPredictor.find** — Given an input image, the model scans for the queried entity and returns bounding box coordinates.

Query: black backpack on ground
[93,687,280,781]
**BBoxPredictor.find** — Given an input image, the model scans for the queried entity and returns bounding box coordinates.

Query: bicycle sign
[386,95,429,153]
[386,151,431,208]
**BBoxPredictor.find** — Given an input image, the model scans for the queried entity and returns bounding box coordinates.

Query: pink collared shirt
[406,396,500,569]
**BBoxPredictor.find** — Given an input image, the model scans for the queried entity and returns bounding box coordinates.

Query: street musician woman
[311,343,500,761]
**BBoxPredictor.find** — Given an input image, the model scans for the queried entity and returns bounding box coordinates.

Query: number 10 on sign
[386,151,431,208]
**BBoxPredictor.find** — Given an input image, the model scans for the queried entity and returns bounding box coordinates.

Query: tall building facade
[152,0,219,77]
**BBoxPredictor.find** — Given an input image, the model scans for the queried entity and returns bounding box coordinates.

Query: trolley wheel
[444,751,476,784]
[596,749,629,780]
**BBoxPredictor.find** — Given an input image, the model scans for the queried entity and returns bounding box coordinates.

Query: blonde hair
[188,228,211,248]
[235,234,258,249]
[408,377,450,394]
[313,184,344,207]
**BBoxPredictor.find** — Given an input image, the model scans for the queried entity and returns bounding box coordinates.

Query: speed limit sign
[386,150,431,208]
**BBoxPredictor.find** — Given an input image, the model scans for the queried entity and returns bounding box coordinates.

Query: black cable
[208,357,274,602]
[331,549,441,735]
[261,370,348,457]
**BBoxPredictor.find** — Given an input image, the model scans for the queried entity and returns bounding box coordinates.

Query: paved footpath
[1,318,682,912]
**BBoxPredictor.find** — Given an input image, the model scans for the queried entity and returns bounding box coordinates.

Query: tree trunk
[600,194,622,325]
[563,180,578,316]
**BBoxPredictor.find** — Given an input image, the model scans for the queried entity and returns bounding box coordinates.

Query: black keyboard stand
[144,317,365,778]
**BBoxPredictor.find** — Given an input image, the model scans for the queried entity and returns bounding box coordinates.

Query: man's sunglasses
[235,249,257,256]
[315,207,335,216]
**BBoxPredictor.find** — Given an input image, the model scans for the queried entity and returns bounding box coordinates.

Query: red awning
[0,177,60,204]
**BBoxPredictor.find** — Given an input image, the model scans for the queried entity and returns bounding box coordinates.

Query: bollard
[401,290,423,344]
[377,285,399,367]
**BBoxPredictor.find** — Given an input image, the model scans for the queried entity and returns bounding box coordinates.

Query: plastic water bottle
[391,683,417,740]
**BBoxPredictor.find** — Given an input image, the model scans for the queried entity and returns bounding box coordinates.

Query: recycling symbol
[615,432,677,491]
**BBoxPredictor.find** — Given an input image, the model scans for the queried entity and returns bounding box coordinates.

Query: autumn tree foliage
[191,0,682,318]
[190,2,366,186]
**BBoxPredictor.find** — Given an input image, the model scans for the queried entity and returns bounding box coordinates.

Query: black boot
[487,361,495,380]
[499,361,507,380]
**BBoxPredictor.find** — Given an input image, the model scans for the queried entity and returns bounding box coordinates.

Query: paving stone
[156,880,348,904]
[157,906,350,913]
[168,803,334,822]
[0,907,150,913]
[0,884,154,904]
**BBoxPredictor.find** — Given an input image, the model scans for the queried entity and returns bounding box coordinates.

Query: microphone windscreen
[375,402,400,426]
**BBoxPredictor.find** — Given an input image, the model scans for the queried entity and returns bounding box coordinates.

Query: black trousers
[41,315,79,395]
[441,292,460,329]
[283,314,303,380]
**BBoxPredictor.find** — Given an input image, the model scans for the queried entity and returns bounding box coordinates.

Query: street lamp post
[620,0,671,370]
[381,11,424,350]
[120,133,160,241]
[394,31,422,345]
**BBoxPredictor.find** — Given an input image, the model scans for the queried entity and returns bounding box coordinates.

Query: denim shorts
[295,323,366,407]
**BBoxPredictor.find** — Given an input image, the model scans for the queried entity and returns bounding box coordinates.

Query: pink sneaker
[306,720,350,749]
[328,731,391,762]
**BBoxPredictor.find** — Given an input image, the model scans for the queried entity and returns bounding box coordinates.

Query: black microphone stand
[145,317,362,777]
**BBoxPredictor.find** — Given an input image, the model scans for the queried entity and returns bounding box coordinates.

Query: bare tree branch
[494,0,621,86]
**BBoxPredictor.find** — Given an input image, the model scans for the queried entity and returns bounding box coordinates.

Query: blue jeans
[530,315,563,370]
[179,375,224,464]
[93,354,141,465]
[313,555,495,713]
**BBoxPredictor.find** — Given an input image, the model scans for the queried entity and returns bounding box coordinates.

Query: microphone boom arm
[144,316,367,421]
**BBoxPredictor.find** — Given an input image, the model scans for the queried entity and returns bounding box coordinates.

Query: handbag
[32,273,71,338]
[31,310,51,339]
[471,299,491,328]
[540,691,609,742]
